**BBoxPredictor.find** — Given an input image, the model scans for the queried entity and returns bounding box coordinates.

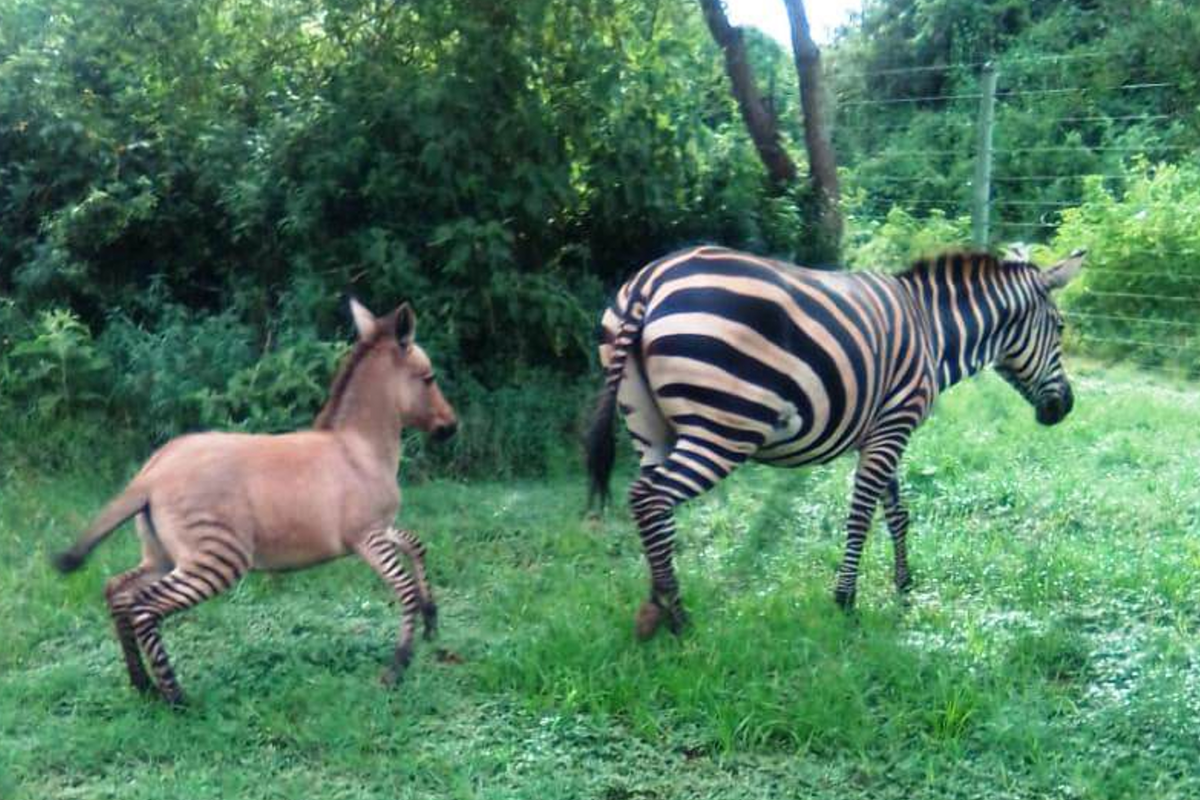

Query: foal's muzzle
[1035,384,1074,426]
[432,422,458,442]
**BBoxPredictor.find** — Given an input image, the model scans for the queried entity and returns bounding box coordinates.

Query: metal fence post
[972,63,998,248]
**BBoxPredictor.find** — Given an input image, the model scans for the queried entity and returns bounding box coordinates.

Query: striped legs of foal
[387,527,437,640]
[629,439,741,639]
[356,529,423,685]
[834,442,904,610]
[128,557,247,705]
[105,566,158,693]
[883,478,913,593]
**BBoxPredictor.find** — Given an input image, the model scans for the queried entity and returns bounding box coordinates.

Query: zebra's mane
[897,250,1029,279]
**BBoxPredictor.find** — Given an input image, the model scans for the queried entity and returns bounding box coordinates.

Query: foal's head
[316,299,457,440]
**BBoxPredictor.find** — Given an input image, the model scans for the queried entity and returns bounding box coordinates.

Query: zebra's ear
[349,297,377,340]
[1003,242,1032,263]
[1042,249,1087,291]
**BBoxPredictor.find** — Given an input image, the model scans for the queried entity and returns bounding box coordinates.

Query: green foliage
[0,0,823,474]
[1051,161,1200,373]
[2,308,110,419]
[845,206,973,268]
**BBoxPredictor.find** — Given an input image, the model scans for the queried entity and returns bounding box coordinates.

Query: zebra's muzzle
[1035,384,1073,426]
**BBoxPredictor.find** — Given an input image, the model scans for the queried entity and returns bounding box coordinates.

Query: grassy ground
[3,363,1200,799]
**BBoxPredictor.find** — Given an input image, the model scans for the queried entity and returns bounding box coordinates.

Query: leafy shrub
[1051,162,1200,374]
[2,308,110,419]
[99,305,257,440]
[216,338,347,434]
[845,206,973,269]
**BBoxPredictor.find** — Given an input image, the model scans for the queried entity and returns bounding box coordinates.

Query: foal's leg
[104,565,159,693]
[355,529,423,686]
[127,559,247,706]
[388,528,437,640]
[630,436,745,640]
[882,478,914,594]
[834,441,905,610]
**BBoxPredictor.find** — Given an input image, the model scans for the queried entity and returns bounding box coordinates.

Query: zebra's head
[993,249,1087,426]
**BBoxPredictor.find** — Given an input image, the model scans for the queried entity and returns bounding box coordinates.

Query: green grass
[3,363,1200,798]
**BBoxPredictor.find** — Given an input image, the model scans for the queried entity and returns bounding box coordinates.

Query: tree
[783,0,842,250]
[697,0,797,189]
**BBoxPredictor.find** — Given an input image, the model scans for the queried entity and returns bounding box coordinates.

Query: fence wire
[833,48,1198,372]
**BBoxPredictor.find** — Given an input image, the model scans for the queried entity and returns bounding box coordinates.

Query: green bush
[1051,162,1200,374]
[845,206,973,269]
[2,308,110,419]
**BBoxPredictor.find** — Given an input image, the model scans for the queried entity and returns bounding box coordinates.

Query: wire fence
[829,48,1199,374]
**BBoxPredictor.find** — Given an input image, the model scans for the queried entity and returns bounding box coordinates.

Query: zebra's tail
[51,484,148,573]
[585,297,646,512]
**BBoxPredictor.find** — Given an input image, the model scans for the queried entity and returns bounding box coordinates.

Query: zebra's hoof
[634,601,664,641]
[380,668,402,687]
[834,588,857,611]
[666,606,690,636]
[896,573,914,594]
[161,689,188,709]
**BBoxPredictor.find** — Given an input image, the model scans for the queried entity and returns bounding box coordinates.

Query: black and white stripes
[586,245,1085,635]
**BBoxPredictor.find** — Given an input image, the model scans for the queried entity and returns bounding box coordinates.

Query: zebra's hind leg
[104,565,160,693]
[834,441,905,610]
[356,529,423,686]
[629,438,744,640]
[388,527,438,641]
[883,478,913,595]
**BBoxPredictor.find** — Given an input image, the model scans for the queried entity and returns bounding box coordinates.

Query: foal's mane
[314,340,376,430]
[314,310,400,431]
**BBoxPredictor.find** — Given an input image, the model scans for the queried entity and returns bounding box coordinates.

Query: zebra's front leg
[834,443,904,610]
[883,478,913,595]
[356,529,423,686]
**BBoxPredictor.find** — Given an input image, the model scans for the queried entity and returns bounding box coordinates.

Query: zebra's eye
[422,374,436,385]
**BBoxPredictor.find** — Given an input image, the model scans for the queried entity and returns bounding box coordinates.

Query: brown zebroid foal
[52,300,457,705]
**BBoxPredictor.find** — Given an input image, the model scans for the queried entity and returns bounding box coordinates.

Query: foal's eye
[422,374,436,385]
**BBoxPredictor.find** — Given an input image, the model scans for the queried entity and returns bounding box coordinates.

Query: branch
[783,0,842,247]
[698,0,797,188]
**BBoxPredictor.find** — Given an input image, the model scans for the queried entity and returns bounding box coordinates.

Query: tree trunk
[783,0,842,250]
[698,0,797,189]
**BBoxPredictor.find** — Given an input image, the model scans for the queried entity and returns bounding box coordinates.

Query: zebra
[585,245,1086,639]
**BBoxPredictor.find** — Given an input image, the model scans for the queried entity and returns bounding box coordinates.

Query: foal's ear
[1042,248,1087,291]
[394,303,416,348]
[349,297,377,340]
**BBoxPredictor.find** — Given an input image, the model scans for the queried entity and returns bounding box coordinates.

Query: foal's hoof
[129,672,154,695]
[161,689,188,709]
[834,588,857,612]
[422,602,439,641]
[382,644,413,686]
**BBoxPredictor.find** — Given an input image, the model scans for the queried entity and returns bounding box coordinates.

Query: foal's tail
[51,484,149,573]
[585,296,646,512]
